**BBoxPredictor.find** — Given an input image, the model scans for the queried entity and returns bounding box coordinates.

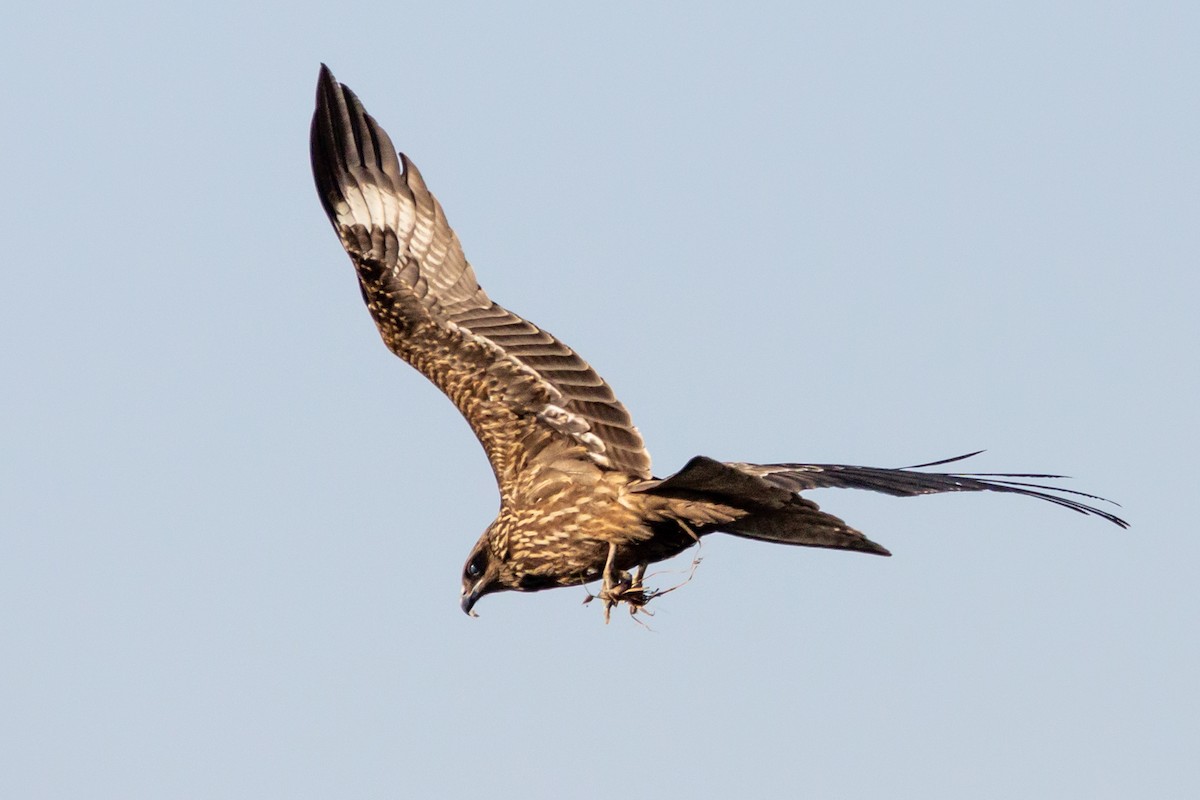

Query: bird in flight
[310,65,1126,621]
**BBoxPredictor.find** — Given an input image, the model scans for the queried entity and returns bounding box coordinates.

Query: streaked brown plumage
[310,65,1126,620]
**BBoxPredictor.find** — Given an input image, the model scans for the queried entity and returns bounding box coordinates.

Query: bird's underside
[310,65,1127,622]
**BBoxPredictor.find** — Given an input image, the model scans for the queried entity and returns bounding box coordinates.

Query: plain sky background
[3,2,1196,798]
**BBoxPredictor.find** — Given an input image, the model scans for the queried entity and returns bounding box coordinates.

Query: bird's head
[460,537,503,617]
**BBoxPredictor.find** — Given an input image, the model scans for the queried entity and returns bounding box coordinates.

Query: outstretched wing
[645,452,1128,527]
[310,65,651,491]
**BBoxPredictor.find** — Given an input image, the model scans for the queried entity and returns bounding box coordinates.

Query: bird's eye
[466,556,485,579]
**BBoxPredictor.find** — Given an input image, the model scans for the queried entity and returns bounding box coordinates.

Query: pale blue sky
[3,2,1197,798]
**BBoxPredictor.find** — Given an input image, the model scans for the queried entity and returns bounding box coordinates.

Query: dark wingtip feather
[310,65,349,223]
[310,64,408,237]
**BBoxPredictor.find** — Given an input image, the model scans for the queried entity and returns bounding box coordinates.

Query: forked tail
[638,452,1126,555]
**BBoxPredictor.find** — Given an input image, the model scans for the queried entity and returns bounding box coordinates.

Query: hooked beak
[460,585,482,617]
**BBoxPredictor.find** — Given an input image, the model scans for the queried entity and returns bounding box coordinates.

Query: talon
[589,550,697,624]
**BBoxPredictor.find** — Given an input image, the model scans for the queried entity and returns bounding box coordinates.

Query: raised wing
[310,65,651,488]
[645,452,1128,527]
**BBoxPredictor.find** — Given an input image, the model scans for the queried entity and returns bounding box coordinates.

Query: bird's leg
[602,542,618,593]
[597,545,649,624]
[624,563,654,620]
[631,563,647,591]
[597,543,625,624]
[592,550,659,624]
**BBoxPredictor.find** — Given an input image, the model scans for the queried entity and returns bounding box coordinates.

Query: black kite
[310,66,1125,621]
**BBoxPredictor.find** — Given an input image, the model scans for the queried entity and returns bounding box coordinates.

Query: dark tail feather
[723,506,892,556]
[638,451,1125,559]
[641,455,892,556]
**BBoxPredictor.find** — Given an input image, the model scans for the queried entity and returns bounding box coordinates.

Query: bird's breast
[501,477,656,587]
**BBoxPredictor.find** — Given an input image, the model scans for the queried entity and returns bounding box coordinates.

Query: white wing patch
[538,404,612,467]
[539,404,589,435]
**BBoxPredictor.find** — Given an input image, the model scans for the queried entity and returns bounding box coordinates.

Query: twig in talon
[645,556,704,601]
